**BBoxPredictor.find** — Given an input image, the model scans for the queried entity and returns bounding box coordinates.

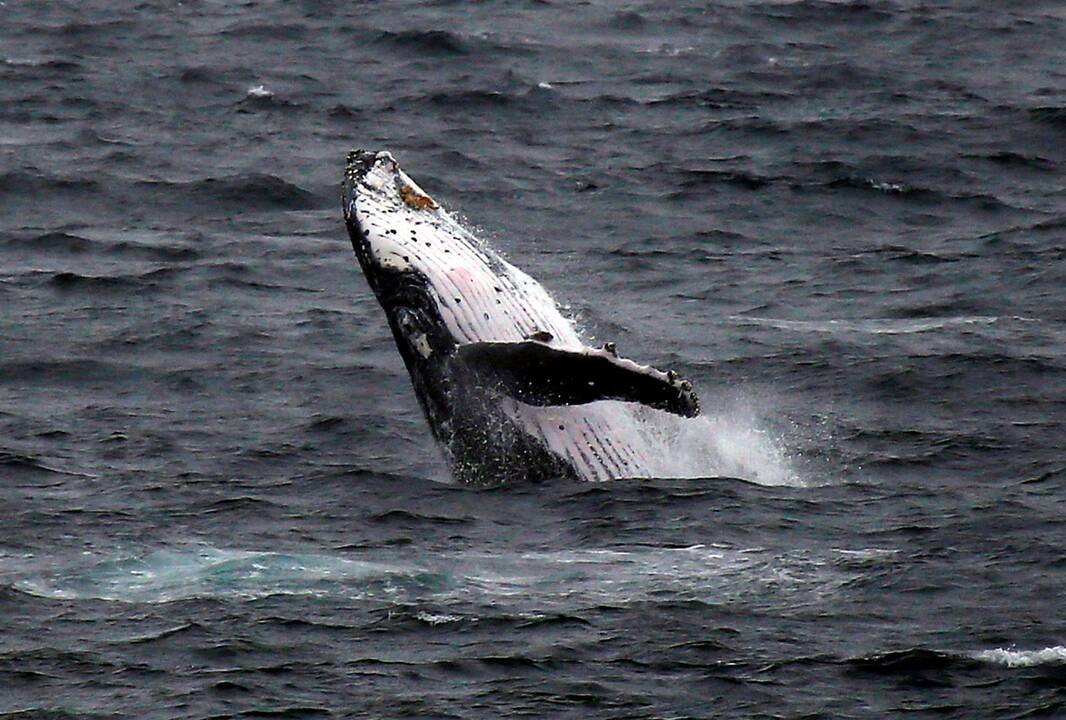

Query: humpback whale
[342,149,701,484]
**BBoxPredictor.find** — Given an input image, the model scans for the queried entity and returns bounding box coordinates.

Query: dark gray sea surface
[2,0,1065,717]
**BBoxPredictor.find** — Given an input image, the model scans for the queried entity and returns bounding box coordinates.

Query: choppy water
[3,1,1066,717]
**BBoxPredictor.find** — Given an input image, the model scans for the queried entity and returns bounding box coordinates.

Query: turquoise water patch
[15,547,451,603]
[15,543,868,610]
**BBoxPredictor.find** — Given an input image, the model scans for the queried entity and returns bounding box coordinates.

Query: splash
[634,400,801,486]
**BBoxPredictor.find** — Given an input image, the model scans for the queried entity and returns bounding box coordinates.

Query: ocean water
[2,1,1065,717]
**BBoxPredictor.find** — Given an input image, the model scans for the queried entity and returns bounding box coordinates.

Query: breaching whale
[342,149,701,484]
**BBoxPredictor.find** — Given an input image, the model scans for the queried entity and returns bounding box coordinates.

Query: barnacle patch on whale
[399,183,438,210]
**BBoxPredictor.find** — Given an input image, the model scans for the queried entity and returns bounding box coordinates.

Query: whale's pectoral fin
[455,341,700,417]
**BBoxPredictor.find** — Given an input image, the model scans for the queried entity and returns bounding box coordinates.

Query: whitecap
[246,84,273,98]
[415,611,465,626]
[871,180,906,193]
[729,315,1008,336]
[972,646,1066,668]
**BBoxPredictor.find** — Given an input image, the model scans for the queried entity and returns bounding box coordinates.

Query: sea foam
[972,646,1066,668]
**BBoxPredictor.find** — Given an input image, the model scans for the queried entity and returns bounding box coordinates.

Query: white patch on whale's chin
[411,333,432,359]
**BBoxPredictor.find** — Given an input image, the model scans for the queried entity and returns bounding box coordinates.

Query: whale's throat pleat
[356,200,580,346]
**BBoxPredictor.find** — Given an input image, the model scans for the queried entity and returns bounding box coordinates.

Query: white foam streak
[415,611,464,626]
[730,315,1021,336]
[973,646,1066,668]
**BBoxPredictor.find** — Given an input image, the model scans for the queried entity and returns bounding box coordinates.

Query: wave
[849,646,1066,674]
[0,171,100,195]
[415,76,554,112]
[373,29,469,55]
[0,357,147,384]
[629,160,780,197]
[602,230,752,260]
[14,547,453,604]
[0,231,200,260]
[177,65,222,83]
[647,87,792,110]
[208,275,322,293]
[1,57,82,78]
[677,168,773,191]
[48,268,174,293]
[1,170,316,213]
[976,217,1066,253]
[847,648,963,674]
[0,451,93,477]
[638,155,1014,210]
[219,23,307,40]
[823,175,1011,209]
[369,509,473,526]
[729,315,1007,336]
[608,10,646,31]
[137,173,321,211]
[966,151,1056,171]
[105,239,201,261]
[427,89,518,109]
[46,19,134,37]
[0,231,93,253]
[327,103,362,120]
[0,171,323,215]
[843,244,964,265]
[1029,105,1066,127]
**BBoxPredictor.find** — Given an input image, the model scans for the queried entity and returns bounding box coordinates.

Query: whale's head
[342,149,459,371]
